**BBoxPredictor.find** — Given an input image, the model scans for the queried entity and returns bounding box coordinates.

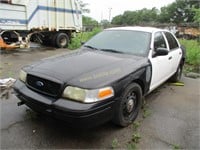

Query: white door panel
[148,31,182,93]
[149,50,171,91]
[149,31,171,92]
[164,32,183,74]
[169,48,182,73]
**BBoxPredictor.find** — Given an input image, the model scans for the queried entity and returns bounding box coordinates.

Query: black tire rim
[122,90,138,121]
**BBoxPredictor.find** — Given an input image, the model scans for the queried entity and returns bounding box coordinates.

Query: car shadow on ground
[18,108,123,148]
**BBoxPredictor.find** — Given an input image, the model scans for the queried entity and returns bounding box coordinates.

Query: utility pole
[108,7,112,23]
[101,11,103,23]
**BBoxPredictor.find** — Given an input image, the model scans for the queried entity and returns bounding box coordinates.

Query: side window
[0,0,11,3]
[154,32,167,50]
[164,32,179,50]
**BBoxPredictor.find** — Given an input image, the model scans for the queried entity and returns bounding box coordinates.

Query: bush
[68,28,102,50]
[179,39,200,72]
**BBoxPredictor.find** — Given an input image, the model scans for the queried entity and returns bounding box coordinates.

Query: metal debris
[0,78,16,99]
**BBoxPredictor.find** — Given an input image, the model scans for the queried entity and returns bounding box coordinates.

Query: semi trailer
[0,0,82,49]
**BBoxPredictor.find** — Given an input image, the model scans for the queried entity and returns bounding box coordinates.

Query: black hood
[25,49,148,88]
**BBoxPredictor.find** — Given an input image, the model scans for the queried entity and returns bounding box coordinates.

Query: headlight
[19,70,27,82]
[62,86,114,103]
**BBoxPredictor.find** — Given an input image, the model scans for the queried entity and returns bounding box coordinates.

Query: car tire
[170,63,183,82]
[112,83,142,127]
[55,33,69,48]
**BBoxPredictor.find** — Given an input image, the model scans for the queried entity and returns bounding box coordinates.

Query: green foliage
[100,19,110,28]
[193,8,200,23]
[112,8,159,25]
[111,15,123,25]
[143,108,151,118]
[68,28,102,50]
[179,39,200,67]
[111,0,199,25]
[132,121,140,130]
[131,133,141,143]
[127,143,137,150]
[142,103,152,118]
[82,16,98,26]
[172,144,181,150]
[159,0,199,24]
[111,138,119,149]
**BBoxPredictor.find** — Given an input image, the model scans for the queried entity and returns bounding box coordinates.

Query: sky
[83,0,176,22]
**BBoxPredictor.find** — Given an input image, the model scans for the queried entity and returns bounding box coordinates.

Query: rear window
[164,32,179,50]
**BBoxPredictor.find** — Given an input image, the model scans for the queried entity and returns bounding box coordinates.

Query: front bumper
[14,80,116,127]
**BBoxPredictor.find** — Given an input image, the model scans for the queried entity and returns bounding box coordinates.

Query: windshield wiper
[84,46,124,54]
[83,45,99,50]
[100,49,124,54]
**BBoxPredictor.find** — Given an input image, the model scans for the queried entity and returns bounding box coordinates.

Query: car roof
[105,26,168,33]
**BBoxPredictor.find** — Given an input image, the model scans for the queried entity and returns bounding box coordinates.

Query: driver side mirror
[154,48,168,56]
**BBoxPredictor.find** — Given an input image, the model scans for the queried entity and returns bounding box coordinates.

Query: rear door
[163,32,182,74]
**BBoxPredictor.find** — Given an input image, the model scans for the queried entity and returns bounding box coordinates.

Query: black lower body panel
[14,80,116,128]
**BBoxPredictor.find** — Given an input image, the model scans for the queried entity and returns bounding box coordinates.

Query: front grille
[26,74,62,97]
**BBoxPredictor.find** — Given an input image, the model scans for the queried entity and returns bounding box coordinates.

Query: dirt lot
[0,47,200,149]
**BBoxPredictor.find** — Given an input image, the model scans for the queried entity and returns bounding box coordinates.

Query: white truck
[0,0,82,48]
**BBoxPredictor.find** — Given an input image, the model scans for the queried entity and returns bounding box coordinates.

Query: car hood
[25,49,149,88]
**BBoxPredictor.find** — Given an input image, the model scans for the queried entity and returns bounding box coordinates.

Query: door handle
[168,56,172,60]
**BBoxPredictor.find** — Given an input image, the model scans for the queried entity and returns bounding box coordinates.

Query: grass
[68,28,102,50]
[126,133,141,150]
[132,121,140,130]
[143,108,152,118]
[131,133,141,143]
[142,102,152,118]
[172,144,181,150]
[127,142,137,150]
[111,138,119,149]
[179,39,200,73]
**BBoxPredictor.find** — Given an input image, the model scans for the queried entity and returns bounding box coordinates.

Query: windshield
[84,30,151,56]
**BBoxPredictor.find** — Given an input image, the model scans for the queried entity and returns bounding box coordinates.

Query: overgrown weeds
[68,28,102,50]
[179,39,200,73]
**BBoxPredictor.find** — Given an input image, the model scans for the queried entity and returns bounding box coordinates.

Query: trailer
[0,0,82,48]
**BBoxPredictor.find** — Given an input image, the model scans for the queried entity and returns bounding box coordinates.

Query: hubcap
[123,91,137,120]
[126,99,134,113]
[60,38,67,47]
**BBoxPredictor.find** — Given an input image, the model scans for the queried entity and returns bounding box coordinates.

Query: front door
[149,32,171,91]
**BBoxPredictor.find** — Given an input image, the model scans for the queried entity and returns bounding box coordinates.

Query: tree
[111,8,159,25]
[159,0,199,24]
[82,16,98,26]
[111,15,123,25]
[111,0,199,25]
[78,0,90,13]
[101,19,110,26]
[193,8,200,23]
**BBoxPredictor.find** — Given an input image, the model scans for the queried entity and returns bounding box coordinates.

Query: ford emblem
[36,81,44,87]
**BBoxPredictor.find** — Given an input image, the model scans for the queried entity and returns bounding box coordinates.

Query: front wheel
[112,83,142,127]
